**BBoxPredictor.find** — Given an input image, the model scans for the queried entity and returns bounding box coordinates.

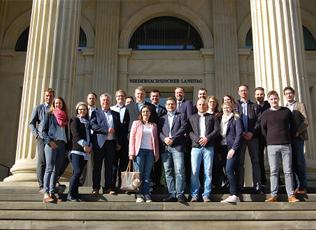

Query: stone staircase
[0,182,315,230]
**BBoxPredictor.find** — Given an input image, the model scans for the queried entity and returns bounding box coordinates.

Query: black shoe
[163,196,177,202]
[177,194,186,203]
[67,194,79,202]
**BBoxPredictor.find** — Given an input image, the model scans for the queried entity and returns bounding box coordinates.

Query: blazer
[177,98,194,120]
[124,101,158,132]
[233,100,261,137]
[224,116,243,151]
[29,103,47,139]
[291,102,309,140]
[42,113,69,146]
[159,112,188,153]
[90,109,121,149]
[156,104,167,118]
[129,120,159,161]
[69,116,91,152]
[188,113,220,148]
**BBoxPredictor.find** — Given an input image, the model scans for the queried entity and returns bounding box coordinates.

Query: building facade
[1,0,316,186]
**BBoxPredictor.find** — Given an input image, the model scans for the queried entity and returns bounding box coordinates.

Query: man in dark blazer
[29,87,55,193]
[150,89,167,187]
[91,93,121,195]
[159,97,188,202]
[188,98,220,202]
[175,86,194,186]
[234,84,263,194]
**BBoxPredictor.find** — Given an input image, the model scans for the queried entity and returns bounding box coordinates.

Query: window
[129,17,203,50]
[78,28,87,50]
[245,28,253,49]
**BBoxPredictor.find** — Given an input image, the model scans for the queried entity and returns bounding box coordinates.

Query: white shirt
[103,109,115,140]
[198,112,207,137]
[110,104,126,123]
[140,125,153,150]
[88,106,96,120]
[286,101,296,112]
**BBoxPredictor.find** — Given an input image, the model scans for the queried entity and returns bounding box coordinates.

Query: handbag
[120,160,141,192]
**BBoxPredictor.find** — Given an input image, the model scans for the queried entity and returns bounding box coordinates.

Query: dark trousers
[220,145,240,196]
[58,155,70,179]
[93,140,116,190]
[112,140,129,187]
[258,137,267,185]
[36,138,46,189]
[68,154,86,196]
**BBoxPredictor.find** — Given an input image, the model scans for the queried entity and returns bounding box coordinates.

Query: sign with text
[129,79,203,84]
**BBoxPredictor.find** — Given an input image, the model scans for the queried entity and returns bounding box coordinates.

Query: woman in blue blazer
[42,97,69,203]
[219,102,243,203]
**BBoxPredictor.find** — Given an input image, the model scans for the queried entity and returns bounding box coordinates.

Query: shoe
[56,182,66,188]
[256,188,264,195]
[105,189,117,195]
[38,188,44,194]
[67,194,79,202]
[294,189,307,195]
[50,194,62,202]
[177,194,186,203]
[43,194,55,203]
[163,196,177,202]
[265,196,277,202]
[221,195,240,203]
[92,189,99,195]
[144,194,152,202]
[203,196,211,202]
[190,196,198,202]
[136,194,145,203]
[288,196,300,202]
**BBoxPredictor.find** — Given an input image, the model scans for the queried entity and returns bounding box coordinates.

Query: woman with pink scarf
[42,97,69,203]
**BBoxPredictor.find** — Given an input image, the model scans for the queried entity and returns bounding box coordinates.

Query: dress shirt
[176,99,184,112]
[44,102,50,111]
[56,126,67,143]
[155,105,159,113]
[286,100,296,112]
[103,109,115,140]
[198,112,207,137]
[167,111,176,137]
[88,106,96,120]
[241,100,248,132]
[136,101,145,112]
[110,104,126,123]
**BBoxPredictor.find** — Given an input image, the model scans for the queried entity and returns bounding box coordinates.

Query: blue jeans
[292,137,307,190]
[161,146,185,198]
[134,149,155,194]
[190,146,214,198]
[44,141,66,194]
[69,154,86,196]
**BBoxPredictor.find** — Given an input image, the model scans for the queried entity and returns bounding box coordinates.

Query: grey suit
[29,103,49,189]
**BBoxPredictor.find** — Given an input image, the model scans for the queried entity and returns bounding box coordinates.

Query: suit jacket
[233,100,261,138]
[156,104,167,118]
[42,113,69,147]
[188,113,220,148]
[90,109,121,149]
[129,120,159,161]
[69,116,91,152]
[124,101,158,132]
[177,98,193,120]
[224,116,243,151]
[29,103,47,139]
[291,102,309,140]
[159,112,188,153]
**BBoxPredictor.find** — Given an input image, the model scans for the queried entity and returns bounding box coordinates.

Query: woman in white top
[129,105,159,202]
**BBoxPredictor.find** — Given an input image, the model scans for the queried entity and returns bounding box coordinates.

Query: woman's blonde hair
[76,101,89,120]
[221,102,239,119]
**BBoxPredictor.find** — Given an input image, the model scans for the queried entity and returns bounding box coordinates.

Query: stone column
[4,0,81,182]
[213,0,240,99]
[0,0,8,50]
[250,0,316,185]
[93,0,120,100]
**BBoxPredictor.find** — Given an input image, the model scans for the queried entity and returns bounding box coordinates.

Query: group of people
[29,84,309,203]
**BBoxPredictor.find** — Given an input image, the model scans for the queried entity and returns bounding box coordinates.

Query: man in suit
[234,84,263,194]
[175,86,194,186]
[159,97,188,202]
[193,88,208,114]
[29,87,55,194]
[91,93,121,195]
[110,89,129,188]
[188,98,220,202]
[254,87,270,186]
[150,89,167,187]
[284,86,309,195]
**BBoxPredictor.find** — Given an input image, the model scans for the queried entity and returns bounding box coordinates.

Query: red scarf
[53,109,68,127]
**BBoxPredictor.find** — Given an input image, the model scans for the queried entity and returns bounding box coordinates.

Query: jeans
[93,140,116,190]
[69,154,86,196]
[134,149,155,194]
[36,138,46,189]
[267,144,294,198]
[220,145,240,196]
[161,146,185,198]
[43,141,66,194]
[292,137,307,190]
[237,138,261,190]
[190,146,214,198]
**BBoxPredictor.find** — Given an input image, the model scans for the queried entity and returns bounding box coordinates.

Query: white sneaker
[221,195,240,203]
[144,194,152,202]
[136,195,144,203]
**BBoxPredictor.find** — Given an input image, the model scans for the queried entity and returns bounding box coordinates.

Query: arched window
[129,17,203,50]
[15,27,87,52]
[245,26,316,50]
